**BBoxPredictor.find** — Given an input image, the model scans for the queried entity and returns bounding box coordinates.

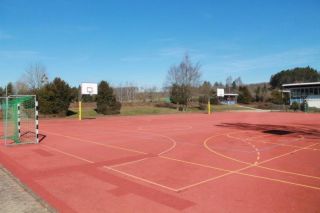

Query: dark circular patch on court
[263,130,294,135]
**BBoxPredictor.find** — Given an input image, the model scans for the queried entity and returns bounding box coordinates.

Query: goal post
[0,95,39,145]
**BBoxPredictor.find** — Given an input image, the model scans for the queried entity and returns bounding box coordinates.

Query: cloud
[120,56,156,62]
[205,48,320,75]
[0,50,53,60]
[0,50,39,59]
[159,47,188,57]
[120,46,206,64]
[159,47,205,60]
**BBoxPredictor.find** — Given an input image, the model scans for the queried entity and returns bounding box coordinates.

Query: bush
[198,96,208,104]
[96,81,121,115]
[290,102,299,112]
[210,96,219,105]
[198,103,207,110]
[155,102,176,109]
[199,95,218,105]
[238,86,252,104]
[300,101,308,112]
[270,90,283,104]
[169,84,190,105]
[36,78,72,116]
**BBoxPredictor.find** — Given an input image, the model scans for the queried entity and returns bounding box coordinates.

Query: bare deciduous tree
[234,77,243,87]
[14,81,29,94]
[166,54,201,88]
[23,63,49,90]
[226,76,233,93]
[165,54,202,110]
[114,82,139,103]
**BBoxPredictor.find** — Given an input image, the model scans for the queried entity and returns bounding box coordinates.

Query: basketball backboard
[217,88,224,97]
[81,83,98,95]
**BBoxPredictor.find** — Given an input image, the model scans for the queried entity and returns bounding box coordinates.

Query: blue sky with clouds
[1,0,320,88]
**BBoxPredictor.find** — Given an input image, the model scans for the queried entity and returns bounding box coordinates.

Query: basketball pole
[78,87,82,121]
[79,100,82,120]
[208,100,211,115]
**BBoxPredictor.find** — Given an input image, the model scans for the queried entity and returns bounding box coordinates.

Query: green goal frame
[0,95,39,146]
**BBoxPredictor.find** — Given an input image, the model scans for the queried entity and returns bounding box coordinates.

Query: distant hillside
[270,67,320,88]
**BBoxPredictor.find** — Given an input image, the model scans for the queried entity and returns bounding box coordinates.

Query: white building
[217,88,238,105]
[282,82,320,108]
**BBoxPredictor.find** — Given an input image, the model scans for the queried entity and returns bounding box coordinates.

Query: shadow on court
[217,123,320,139]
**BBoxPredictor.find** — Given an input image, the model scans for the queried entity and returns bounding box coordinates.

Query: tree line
[165,54,320,108]
[1,57,319,116]
[0,64,121,116]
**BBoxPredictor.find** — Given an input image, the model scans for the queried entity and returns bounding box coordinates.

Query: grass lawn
[67,103,253,118]
[68,107,99,118]
[120,105,181,116]
[211,104,254,112]
[68,105,182,117]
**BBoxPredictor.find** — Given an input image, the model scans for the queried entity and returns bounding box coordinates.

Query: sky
[1,0,320,88]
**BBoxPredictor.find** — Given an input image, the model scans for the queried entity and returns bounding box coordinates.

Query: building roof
[224,93,239,96]
[282,82,320,88]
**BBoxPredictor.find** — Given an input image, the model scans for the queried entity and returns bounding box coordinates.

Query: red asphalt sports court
[0,112,320,212]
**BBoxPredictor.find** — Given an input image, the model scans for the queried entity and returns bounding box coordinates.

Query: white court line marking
[104,166,179,192]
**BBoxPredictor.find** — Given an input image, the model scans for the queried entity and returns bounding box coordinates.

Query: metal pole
[35,99,39,143]
[79,85,82,121]
[4,96,8,145]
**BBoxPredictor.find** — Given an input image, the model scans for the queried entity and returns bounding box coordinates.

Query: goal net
[0,95,39,145]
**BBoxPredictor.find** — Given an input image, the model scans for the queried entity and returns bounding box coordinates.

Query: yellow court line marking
[42,142,320,193]
[42,144,178,191]
[160,156,230,172]
[227,133,261,164]
[104,166,179,192]
[89,128,178,156]
[204,134,249,165]
[167,157,320,192]
[137,125,193,132]
[254,139,320,151]
[41,130,147,155]
[204,134,320,180]
[176,164,253,191]
[239,172,320,191]
[176,173,233,192]
[159,155,320,192]
[159,131,320,185]
[42,129,320,192]
[228,134,320,179]
[138,131,177,155]
[41,144,94,164]
[44,128,178,157]
[109,158,149,168]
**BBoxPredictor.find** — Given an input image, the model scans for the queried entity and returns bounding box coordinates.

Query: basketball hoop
[87,87,93,96]
[81,83,98,95]
[79,83,98,121]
